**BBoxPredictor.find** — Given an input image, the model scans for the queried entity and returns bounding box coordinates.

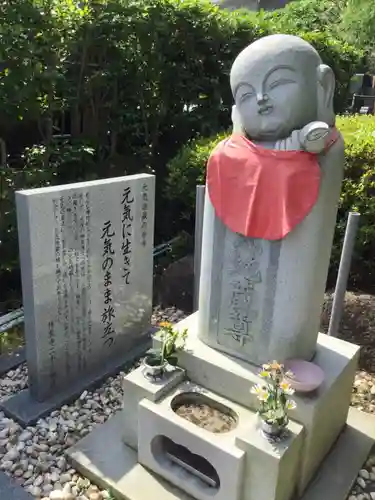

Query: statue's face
[232,54,318,140]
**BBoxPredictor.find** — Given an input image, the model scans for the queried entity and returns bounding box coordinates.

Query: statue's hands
[231,105,244,134]
[299,121,330,154]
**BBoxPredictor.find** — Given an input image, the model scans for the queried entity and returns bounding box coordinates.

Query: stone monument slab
[1,174,155,425]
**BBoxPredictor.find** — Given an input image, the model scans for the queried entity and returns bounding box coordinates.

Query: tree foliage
[341,0,375,49]
[264,0,346,35]
[0,0,365,307]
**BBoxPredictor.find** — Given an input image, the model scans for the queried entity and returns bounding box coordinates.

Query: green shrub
[334,115,375,288]
[0,0,365,305]
[166,115,375,290]
[296,33,364,114]
[165,131,228,214]
[0,140,97,307]
[263,0,345,35]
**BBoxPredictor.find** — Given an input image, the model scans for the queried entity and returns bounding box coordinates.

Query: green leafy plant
[251,361,296,426]
[0,326,24,355]
[0,0,365,307]
[148,321,188,367]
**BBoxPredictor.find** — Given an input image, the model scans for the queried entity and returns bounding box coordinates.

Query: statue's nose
[257,92,268,104]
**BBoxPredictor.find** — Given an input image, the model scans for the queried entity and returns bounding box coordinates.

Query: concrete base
[154,312,360,494]
[0,471,33,499]
[135,380,303,500]
[66,408,375,500]
[1,337,152,426]
[123,366,185,449]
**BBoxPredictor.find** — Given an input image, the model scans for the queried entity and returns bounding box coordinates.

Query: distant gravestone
[1,174,155,425]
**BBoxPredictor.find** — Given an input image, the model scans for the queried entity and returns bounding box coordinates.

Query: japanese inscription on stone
[101,220,116,348]
[121,187,134,285]
[16,174,155,401]
[140,182,149,246]
[218,236,263,348]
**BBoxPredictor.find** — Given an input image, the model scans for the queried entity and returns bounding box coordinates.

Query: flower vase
[260,417,288,437]
[142,354,168,380]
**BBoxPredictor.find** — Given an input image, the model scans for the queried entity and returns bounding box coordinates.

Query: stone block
[16,174,155,402]
[122,365,185,449]
[0,471,33,499]
[66,408,375,500]
[295,332,360,493]
[154,312,360,494]
[235,418,303,500]
[137,383,246,500]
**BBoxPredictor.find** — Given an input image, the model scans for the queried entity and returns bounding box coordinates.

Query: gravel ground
[0,307,186,500]
[0,302,374,500]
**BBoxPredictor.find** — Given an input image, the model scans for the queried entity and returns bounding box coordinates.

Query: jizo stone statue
[198,34,344,365]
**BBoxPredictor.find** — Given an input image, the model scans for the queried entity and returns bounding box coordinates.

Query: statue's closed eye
[240,91,255,102]
[267,78,296,90]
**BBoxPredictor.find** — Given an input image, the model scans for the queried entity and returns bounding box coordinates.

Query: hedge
[165,115,375,290]
[0,0,365,306]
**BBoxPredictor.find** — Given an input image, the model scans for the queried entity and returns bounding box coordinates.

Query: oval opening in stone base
[151,435,220,493]
[171,392,238,433]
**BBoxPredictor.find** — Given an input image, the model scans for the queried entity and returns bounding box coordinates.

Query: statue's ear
[231,105,244,134]
[317,64,335,126]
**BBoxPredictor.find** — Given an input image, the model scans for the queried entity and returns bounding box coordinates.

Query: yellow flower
[259,370,270,378]
[286,400,297,410]
[280,381,295,395]
[159,321,172,328]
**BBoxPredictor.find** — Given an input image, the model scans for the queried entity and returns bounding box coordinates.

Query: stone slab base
[1,337,152,426]
[0,347,26,377]
[0,471,33,499]
[154,312,360,494]
[66,408,375,500]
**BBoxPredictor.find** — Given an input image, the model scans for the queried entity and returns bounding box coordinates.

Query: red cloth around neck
[206,134,322,241]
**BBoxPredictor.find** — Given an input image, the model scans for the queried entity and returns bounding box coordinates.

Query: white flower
[280,381,295,395]
[251,384,269,402]
[286,400,297,410]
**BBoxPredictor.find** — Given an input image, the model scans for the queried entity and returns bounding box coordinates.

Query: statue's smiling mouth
[258,105,273,115]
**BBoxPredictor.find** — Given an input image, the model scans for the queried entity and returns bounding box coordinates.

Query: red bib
[207,134,324,241]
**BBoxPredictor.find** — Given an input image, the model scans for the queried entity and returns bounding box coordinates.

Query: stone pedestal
[138,395,245,500]
[235,419,303,500]
[66,407,375,500]
[67,312,361,500]
[121,359,305,500]
[137,380,303,500]
[122,365,185,450]
[153,312,360,494]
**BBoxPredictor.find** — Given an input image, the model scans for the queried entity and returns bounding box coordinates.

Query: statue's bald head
[230,35,321,91]
[230,35,335,140]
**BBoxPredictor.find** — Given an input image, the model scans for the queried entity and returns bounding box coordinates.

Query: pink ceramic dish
[284,360,325,393]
